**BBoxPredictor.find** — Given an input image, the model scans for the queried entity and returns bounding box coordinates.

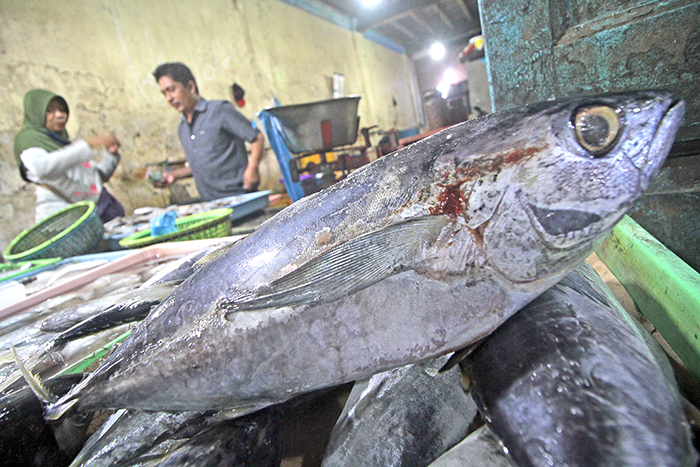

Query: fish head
[433,90,684,284]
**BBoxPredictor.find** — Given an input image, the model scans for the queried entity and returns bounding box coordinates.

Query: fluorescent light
[437,67,459,98]
[361,0,380,7]
[429,41,445,61]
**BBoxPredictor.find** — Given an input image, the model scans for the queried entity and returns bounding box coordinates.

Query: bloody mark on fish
[503,146,544,165]
[430,184,466,217]
[454,145,546,180]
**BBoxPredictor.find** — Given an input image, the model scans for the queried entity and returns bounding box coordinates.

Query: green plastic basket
[4,201,104,262]
[118,208,233,249]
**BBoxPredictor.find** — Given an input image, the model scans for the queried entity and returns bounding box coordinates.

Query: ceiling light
[437,67,459,98]
[361,0,381,7]
[429,42,446,61]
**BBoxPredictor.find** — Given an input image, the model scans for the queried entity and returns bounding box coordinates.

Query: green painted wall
[0,0,421,252]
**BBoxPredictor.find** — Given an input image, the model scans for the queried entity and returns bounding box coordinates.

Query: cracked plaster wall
[0,0,421,253]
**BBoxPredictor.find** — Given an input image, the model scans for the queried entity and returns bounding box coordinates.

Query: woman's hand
[86,133,121,153]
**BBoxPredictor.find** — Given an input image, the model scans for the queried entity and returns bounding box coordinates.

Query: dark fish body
[155,408,283,467]
[49,91,684,416]
[321,356,477,467]
[461,261,698,467]
[38,286,166,335]
[70,410,212,467]
[48,283,173,349]
[0,373,85,467]
[72,406,282,467]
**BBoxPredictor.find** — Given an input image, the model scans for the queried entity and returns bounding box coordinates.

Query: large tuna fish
[461,261,698,467]
[48,90,684,416]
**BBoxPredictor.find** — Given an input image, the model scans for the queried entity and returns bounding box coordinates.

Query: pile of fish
[0,90,696,466]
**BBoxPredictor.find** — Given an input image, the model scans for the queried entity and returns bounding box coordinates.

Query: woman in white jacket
[13,89,125,223]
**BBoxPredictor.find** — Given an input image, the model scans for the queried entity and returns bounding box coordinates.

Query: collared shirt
[178,97,260,201]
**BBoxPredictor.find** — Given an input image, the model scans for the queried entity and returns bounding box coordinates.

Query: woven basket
[118,208,233,249]
[4,201,104,262]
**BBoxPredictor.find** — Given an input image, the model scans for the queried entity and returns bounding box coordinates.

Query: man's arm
[153,165,193,188]
[243,132,265,192]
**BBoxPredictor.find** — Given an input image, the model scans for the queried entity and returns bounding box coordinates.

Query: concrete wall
[0,0,421,253]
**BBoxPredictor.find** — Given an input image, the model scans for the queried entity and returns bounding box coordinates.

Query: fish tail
[10,345,52,403]
[0,343,52,394]
[12,345,90,456]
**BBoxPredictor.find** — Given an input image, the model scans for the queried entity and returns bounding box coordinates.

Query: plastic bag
[150,211,177,237]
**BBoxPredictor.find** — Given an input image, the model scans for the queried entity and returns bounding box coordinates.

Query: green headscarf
[13,89,70,182]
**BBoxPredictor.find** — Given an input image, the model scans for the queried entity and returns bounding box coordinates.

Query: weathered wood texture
[479,0,700,271]
[479,0,700,143]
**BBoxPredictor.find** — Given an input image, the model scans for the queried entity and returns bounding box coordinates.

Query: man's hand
[244,132,265,192]
[152,171,176,188]
[243,165,260,192]
[152,166,192,188]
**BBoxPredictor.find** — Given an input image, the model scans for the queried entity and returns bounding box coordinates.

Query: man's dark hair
[153,62,199,94]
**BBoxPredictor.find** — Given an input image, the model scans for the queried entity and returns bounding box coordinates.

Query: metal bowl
[264,96,361,154]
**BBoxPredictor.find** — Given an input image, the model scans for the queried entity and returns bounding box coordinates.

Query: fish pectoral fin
[221,216,447,316]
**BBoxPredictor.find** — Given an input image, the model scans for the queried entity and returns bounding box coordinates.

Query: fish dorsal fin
[222,216,447,316]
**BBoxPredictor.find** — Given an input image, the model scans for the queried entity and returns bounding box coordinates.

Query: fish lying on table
[321,355,478,467]
[68,409,210,467]
[43,90,683,419]
[323,262,697,467]
[459,261,698,467]
[152,407,283,467]
[0,247,220,395]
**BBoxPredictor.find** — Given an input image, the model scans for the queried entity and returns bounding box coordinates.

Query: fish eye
[573,105,622,157]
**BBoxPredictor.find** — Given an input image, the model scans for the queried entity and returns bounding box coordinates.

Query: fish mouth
[638,98,686,179]
[528,203,602,243]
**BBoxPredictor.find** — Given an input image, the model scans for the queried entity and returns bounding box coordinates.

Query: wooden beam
[389,21,421,42]
[409,9,438,35]
[356,0,434,32]
[596,215,700,383]
[455,0,474,21]
[432,3,456,30]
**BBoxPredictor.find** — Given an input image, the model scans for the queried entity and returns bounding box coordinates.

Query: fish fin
[439,339,486,373]
[11,345,90,456]
[10,345,52,403]
[221,217,446,316]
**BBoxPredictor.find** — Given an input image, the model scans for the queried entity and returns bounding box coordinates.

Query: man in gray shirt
[153,62,264,201]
